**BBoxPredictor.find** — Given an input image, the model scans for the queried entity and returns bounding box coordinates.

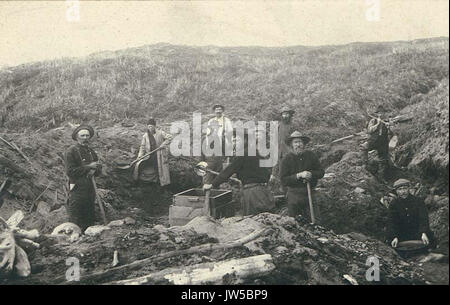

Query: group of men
[65,103,434,250]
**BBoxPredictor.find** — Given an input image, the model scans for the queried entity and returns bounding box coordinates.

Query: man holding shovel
[65,125,102,230]
[133,118,172,205]
[280,131,324,223]
[203,127,275,216]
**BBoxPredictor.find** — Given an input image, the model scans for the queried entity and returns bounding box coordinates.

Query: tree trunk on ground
[107,254,275,285]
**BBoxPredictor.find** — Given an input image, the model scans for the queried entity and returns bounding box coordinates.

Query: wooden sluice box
[169,188,234,226]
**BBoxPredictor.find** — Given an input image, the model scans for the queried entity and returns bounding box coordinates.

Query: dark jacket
[65,144,101,186]
[387,195,431,241]
[280,151,324,189]
[211,153,271,188]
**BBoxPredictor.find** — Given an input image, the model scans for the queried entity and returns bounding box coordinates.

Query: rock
[123,217,136,225]
[354,187,365,194]
[51,222,82,243]
[317,237,329,243]
[275,246,289,254]
[108,220,125,227]
[36,201,51,217]
[84,225,111,237]
[343,232,370,242]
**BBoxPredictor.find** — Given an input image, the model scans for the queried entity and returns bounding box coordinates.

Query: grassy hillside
[0,38,448,173]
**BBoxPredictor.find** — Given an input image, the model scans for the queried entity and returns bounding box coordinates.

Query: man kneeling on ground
[387,178,435,249]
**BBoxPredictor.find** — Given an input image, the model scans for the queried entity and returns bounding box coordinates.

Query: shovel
[194,162,242,185]
[91,176,107,225]
[116,146,165,170]
[306,181,316,224]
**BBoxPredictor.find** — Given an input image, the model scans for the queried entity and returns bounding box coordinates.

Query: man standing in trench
[387,178,435,249]
[65,125,102,231]
[280,131,324,222]
[360,108,393,182]
[270,105,295,188]
[203,104,233,184]
[133,118,172,205]
[203,126,275,216]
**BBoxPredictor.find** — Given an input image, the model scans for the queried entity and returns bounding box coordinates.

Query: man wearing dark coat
[203,127,275,216]
[65,125,102,231]
[387,179,434,248]
[280,131,324,221]
[361,110,393,181]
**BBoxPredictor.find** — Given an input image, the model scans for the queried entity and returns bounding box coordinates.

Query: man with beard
[387,179,434,249]
[65,125,102,230]
[270,106,295,186]
[280,131,324,221]
[203,126,275,216]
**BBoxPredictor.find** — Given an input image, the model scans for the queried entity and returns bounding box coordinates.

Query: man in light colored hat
[270,105,295,187]
[203,104,233,184]
[280,131,324,221]
[203,126,275,216]
[65,125,102,230]
[387,178,434,249]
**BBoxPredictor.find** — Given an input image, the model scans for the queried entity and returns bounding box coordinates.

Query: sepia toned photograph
[0,0,448,291]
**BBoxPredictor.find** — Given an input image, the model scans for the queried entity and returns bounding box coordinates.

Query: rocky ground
[0,122,448,285]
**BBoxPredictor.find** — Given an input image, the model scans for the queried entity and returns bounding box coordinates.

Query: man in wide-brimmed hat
[387,178,434,249]
[280,131,324,221]
[65,125,102,230]
[203,103,233,184]
[203,125,275,216]
[270,105,296,187]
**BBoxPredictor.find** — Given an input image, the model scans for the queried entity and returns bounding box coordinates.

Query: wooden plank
[108,254,275,285]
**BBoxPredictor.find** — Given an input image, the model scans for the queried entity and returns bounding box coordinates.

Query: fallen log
[0,154,31,177]
[61,227,269,284]
[107,254,275,285]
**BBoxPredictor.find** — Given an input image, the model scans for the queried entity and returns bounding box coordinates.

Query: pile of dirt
[5,213,443,285]
[315,150,390,240]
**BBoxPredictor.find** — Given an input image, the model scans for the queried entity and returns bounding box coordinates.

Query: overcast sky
[0,0,448,68]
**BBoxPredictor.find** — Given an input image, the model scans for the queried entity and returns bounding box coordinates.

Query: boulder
[107,219,125,227]
[84,225,111,237]
[51,222,82,243]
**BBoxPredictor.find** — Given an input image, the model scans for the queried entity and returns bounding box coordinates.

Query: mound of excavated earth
[3,213,445,285]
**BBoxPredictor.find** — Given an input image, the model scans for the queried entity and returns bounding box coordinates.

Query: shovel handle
[118,146,165,169]
[306,182,315,224]
[91,176,107,225]
[203,190,211,216]
[132,146,165,166]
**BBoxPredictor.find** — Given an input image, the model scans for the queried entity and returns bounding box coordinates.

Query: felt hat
[212,104,225,111]
[393,178,411,189]
[71,125,95,141]
[280,106,295,115]
[286,130,310,145]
